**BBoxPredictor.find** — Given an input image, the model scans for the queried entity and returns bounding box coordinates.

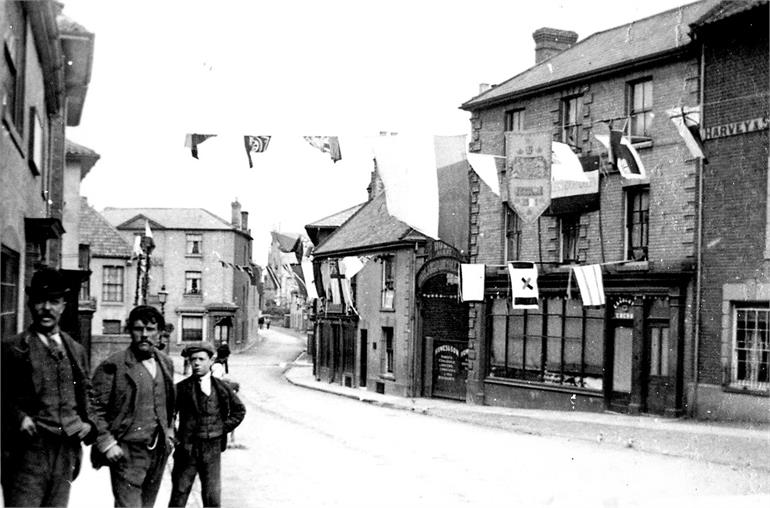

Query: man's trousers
[168,438,222,508]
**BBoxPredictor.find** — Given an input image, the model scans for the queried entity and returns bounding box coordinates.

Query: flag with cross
[507,261,540,309]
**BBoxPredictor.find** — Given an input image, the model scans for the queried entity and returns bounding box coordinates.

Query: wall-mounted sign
[504,130,552,223]
[613,297,634,320]
[702,116,769,141]
[434,344,459,381]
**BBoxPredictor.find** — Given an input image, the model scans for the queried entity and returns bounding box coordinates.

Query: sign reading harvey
[505,131,552,223]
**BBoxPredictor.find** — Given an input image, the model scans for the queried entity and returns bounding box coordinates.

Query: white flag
[507,261,539,309]
[572,264,605,306]
[460,264,485,302]
[467,153,502,196]
[301,260,318,300]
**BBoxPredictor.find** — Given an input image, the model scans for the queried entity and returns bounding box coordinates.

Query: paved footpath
[285,354,770,473]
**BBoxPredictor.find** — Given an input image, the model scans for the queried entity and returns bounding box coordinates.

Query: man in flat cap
[1,266,96,507]
[89,305,175,508]
[169,342,245,508]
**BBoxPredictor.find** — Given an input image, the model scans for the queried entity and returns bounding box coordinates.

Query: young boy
[168,342,246,507]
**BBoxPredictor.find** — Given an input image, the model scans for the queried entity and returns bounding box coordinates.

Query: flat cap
[182,341,216,358]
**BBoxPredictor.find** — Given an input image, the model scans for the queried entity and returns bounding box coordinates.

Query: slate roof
[692,0,767,26]
[79,198,132,258]
[101,207,242,233]
[312,192,429,256]
[461,0,720,109]
[305,203,365,228]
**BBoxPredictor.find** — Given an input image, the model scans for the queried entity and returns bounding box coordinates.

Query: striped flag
[667,106,707,162]
[507,261,539,309]
[595,131,646,179]
[243,135,271,168]
[303,136,342,162]
[571,264,605,306]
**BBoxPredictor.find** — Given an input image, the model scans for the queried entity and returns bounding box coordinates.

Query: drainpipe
[692,41,705,418]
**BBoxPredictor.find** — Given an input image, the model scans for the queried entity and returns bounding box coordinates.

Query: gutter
[313,238,430,259]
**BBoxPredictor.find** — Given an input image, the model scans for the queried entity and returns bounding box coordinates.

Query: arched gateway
[416,243,469,401]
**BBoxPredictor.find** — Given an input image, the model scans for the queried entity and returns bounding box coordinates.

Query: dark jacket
[1,329,97,458]
[89,347,175,468]
[175,375,245,452]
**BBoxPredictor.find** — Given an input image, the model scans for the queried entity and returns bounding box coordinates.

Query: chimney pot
[231,199,242,228]
[241,211,249,231]
[533,27,578,64]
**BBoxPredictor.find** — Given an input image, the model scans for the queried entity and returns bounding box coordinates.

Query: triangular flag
[551,141,588,183]
[571,264,605,306]
[303,136,342,162]
[143,220,155,250]
[507,261,539,309]
[667,106,707,162]
[184,133,216,159]
[339,256,366,279]
[467,153,502,196]
[460,264,485,302]
[243,135,271,168]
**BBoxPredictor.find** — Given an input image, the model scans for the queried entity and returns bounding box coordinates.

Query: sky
[64,0,690,265]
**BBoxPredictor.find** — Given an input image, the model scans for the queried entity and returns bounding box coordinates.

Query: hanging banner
[504,130,552,223]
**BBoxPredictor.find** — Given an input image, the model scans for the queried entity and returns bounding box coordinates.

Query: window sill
[380,308,396,313]
[616,260,650,271]
[184,293,203,298]
[101,300,126,306]
[723,385,770,397]
[379,373,396,381]
[185,254,202,259]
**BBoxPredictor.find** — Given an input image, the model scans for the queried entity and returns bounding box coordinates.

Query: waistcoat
[122,362,168,443]
[29,336,82,436]
[194,380,224,439]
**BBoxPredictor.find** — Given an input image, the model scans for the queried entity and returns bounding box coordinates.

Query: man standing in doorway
[1,266,96,507]
[90,305,176,507]
[169,342,245,508]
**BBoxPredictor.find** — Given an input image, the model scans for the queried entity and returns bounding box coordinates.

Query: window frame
[504,205,521,262]
[561,95,582,149]
[102,266,125,303]
[181,315,204,342]
[730,305,770,392]
[382,326,394,375]
[381,256,395,310]
[1,246,20,338]
[627,78,653,142]
[185,270,202,295]
[559,214,581,264]
[625,187,650,261]
[102,320,122,335]
[185,233,202,256]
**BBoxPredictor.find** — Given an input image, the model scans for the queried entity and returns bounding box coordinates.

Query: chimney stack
[241,211,249,231]
[231,199,241,228]
[533,28,578,64]
[367,164,385,201]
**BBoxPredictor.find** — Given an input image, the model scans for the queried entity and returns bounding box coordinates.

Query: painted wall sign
[504,130,552,223]
[434,344,459,381]
[702,116,769,140]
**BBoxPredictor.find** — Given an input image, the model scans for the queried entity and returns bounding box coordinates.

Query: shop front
[481,269,691,416]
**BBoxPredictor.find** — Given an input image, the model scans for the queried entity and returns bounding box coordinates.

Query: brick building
[1,1,94,342]
[691,0,769,421]
[459,0,721,417]
[99,201,260,357]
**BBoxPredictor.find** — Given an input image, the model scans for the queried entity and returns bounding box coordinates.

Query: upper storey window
[561,96,582,149]
[628,79,653,142]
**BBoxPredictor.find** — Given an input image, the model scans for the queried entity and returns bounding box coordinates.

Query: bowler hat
[182,341,215,358]
[26,267,70,299]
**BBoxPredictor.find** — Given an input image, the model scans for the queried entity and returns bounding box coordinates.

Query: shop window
[1,246,20,338]
[628,78,653,142]
[625,187,649,261]
[486,297,604,390]
[185,271,202,295]
[561,96,582,149]
[560,215,581,263]
[381,256,395,309]
[181,315,203,342]
[731,306,769,391]
[505,205,521,262]
[102,320,122,335]
[186,233,202,256]
[102,266,124,302]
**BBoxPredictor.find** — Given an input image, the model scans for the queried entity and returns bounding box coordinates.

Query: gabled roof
[101,207,246,235]
[305,203,365,228]
[65,139,100,179]
[79,198,132,258]
[312,192,429,256]
[461,0,720,110]
[692,0,767,26]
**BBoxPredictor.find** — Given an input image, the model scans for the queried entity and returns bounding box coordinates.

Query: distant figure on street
[90,305,176,508]
[1,267,96,507]
[216,341,231,374]
[265,316,271,329]
[169,342,246,508]
[258,316,264,329]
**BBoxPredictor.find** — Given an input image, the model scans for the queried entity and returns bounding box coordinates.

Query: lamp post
[157,285,169,350]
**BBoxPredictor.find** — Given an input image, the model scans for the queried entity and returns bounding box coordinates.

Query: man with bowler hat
[169,341,245,508]
[1,266,96,507]
[90,305,176,507]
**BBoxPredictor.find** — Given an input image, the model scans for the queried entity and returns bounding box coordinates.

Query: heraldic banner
[504,130,552,223]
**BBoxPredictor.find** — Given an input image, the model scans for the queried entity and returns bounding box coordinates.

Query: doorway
[359,330,368,387]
